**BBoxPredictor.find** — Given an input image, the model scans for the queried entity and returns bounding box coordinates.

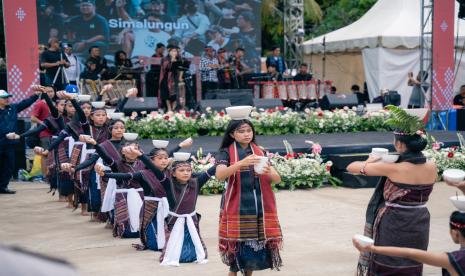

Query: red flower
[326,164,332,172]
[278,106,285,111]
[451,146,459,151]
[163,115,170,120]
[218,111,225,117]
[317,111,323,117]
[267,109,274,114]
[297,152,303,157]
[285,153,294,159]
[185,112,191,118]
[448,152,454,158]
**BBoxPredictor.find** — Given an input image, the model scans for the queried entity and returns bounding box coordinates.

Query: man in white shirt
[63,44,81,85]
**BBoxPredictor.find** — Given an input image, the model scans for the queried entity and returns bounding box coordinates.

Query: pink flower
[325,164,332,172]
[150,111,159,118]
[278,106,285,111]
[432,142,441,151]
[343,106,349,111]
[312,143,322,155]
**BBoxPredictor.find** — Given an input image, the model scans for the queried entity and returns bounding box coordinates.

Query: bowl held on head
[152,140,169,148]
[371,148,389,157]
[381,154,399,163]
[450,195,465,212]
[77,94,91,102]
[91,101,105,108]
[107,108,116,114]
[109,112,124,120]
[123,132,138,141]
[225,106,253,120]
[173,152,191,161]
[443,169,465,183]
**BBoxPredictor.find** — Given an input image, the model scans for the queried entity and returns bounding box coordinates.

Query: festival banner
[432,0,455,110]
[3,0,40,115]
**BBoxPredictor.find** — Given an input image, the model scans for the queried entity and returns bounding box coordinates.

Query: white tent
[303,0,465,107]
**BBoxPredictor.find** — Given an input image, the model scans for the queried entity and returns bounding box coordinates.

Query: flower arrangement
[125,107,393,139]
[191,148,226,195]
[423,134,465,178]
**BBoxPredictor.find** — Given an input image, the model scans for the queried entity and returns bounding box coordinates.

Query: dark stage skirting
[138,131,465,156]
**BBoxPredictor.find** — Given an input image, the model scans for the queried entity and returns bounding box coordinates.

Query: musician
[114,50,133,80]
[200,46,219,99]
[266,46,287,74]
[86,46,108,77]
[217,48,232,89]
[80,60,100,81]
[266,64,283,82]
[229,47,252,89]
[293,63,312,81]
[160,45,184,112]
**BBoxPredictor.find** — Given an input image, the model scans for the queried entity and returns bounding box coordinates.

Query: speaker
[122,97,158,116]
[383,91,401,106]
[320,94,359,110]
[253,98,283,110]
[211,89,254,106]
[198,99,231,112]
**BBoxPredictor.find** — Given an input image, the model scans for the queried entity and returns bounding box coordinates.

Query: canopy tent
[303,0,465,107]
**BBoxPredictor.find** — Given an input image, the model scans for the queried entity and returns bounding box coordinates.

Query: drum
[277,82,288,100]
[297,82,307,100]
[307,82,317,100]
[262,82,275,99]
[287,83,298,100]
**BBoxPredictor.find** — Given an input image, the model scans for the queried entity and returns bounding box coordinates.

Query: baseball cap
[0,90,12,98]
[65,84,79,94]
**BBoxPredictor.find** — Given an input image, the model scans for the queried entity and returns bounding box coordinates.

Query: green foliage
[384,105,424,135]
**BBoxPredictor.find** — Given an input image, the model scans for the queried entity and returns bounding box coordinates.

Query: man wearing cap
[63,44,81,85]
[0,88,42,194]
[66,0,110,53]
[40,38,70,91]
[199,46,219,99]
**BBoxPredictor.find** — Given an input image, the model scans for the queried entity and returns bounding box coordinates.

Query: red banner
[432,0,455,110]
[3,0,40,115]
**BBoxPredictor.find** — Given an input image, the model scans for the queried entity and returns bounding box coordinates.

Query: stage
[138,130,465,156]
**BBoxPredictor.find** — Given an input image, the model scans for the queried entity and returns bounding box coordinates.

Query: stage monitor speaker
[123,97,158,116]
[320,94,359,110]
[253,98,283,110]
[383,91,401,106]
[214,89,254,106]
[198,99,231,113]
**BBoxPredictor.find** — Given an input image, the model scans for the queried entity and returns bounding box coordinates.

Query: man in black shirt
[293,63,312,81]
[86,46,108,76]
[66,0,110,53]
[40,38,70,90]
[454,85,465,106]
[146,43,165,97]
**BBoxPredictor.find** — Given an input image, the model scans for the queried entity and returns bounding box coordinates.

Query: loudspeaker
[198,99,231,112]
[383,91,401,106]
[211,89,254,106]
[123,97,158,116]
[253,98,283,110]
[320,94,359,110]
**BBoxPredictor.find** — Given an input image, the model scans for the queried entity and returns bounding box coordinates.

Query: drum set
[250,80,333,101]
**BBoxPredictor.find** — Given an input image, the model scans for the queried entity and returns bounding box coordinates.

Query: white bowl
[173,152,191,161]
[353,234,374,247]
[450,195,465,212]
[123,132,138,141]
[443,169,465,183]
[106,108,116,114]
[77,94,91,102]
[109,112,124,120]
[382,154,399,163]
[225,106,253,120]
[152,140,169,148]
[371,148,389,156]
[91,101,105,108]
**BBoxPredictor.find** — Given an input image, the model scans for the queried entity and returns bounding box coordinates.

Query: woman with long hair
[215,107,283,275]
[347,106,437,275]
[159,45,182,112]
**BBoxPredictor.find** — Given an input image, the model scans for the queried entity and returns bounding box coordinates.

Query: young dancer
[215,106,283,275]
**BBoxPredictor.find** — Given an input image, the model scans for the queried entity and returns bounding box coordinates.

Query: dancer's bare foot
[66,203,74,209]
[58,196,67,202]
[104,221,113,229]
[81,211,90,216]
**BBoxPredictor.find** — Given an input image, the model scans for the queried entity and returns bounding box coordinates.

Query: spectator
[266,46,287,74]
[80,60,100,80]
[206,26,230,51]
[66,0,110,53]
[407,71,428,108]
[228,11,259,70]
[293,63,312,81]
[37,3,65,44]
[40,38,70,90]
[351,84,369,105]
[114,50,133,68]
[86,46,108,76]
[63,44,81,85]
[200,46,219,99]
[217,1,239,35]
[453,85,465,106]
[174,0,211,56]
[0,89,41,194]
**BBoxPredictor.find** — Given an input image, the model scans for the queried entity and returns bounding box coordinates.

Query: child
[353,211,465,276]
[215,106,283,275]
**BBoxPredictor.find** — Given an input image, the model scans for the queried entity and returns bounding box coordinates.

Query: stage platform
[138,130,465,156]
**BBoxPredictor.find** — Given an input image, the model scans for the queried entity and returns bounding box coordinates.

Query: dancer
[347,105,437,275]
[353,211,465,276]
[215,106,283,275]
